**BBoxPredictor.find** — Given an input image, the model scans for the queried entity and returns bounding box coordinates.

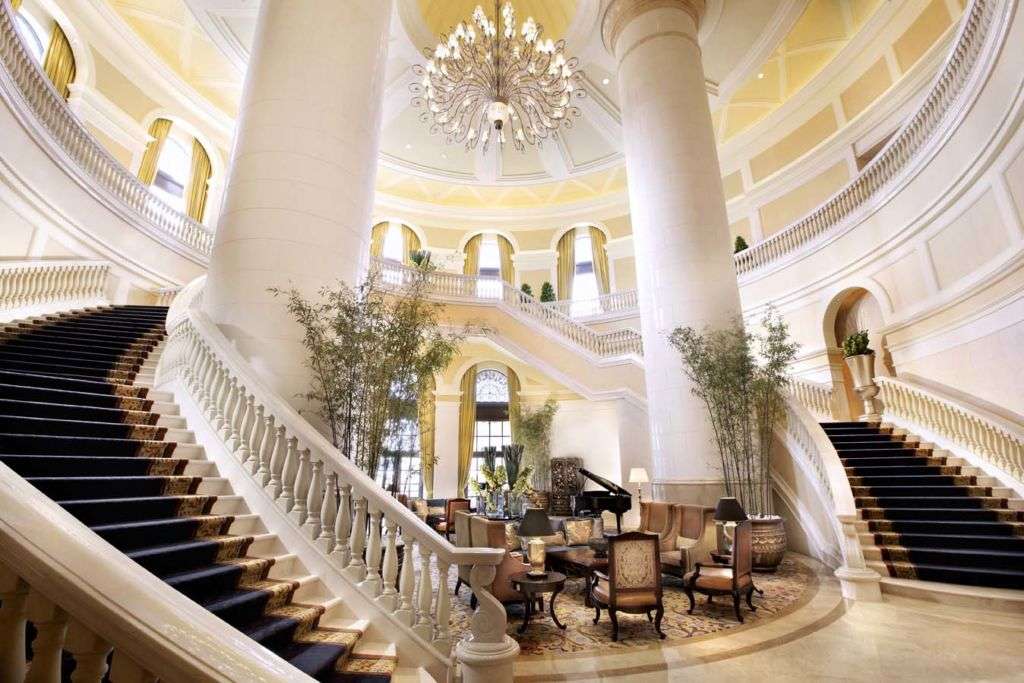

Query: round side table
[510,571,567,634]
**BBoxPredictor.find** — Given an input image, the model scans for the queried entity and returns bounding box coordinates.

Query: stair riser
[128,537,253,576]
[868,547,1024,571]
[0,416,165,440]
[867,520,1024,536]
[870,562,1024,590]
[857,497,1002,509]
[0,400,157,425]
[0,455,187,478]
[27,476,201,501]
[0,434,175,457]
[60,496,216,525]
[94,517,234,552]
[0,373,149,398]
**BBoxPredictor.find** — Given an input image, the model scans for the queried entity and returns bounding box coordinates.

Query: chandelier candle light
[410,1,585,153]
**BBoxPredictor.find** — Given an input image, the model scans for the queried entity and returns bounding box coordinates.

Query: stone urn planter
[750,516,787,572]
[844,352,880,420]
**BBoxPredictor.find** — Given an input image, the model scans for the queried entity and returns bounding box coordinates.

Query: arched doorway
[822,287,893,420]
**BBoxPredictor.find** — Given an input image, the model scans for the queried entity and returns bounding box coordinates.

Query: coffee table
[546,547,608,608]
[510,571,567,634]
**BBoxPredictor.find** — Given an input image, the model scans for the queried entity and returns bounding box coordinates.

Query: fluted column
[604,0,742,491]
[204,0,394,405]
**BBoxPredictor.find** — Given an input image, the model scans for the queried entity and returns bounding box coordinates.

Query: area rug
[444,554,817,656]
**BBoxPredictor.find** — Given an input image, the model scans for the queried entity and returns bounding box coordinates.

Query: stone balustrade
[0,259,109,318]
[789,378,834,421]
[877,376,1024,490]
[541,289,639,319]
[157,289,519,680]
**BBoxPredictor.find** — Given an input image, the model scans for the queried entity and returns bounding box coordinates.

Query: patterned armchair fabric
[591,531,665,640]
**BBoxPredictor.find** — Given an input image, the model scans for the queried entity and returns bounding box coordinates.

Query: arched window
[470,368,511,482]
[150,137,190,210]
[381,223,405,262]
[14,13,46,63]
[571,230,600,315]
[375,379,423,498]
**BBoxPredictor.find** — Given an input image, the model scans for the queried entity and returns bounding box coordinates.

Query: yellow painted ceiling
[416,0,577,41]
[713,0,884,141]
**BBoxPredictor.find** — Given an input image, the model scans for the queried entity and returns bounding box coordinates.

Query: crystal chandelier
[410,1,585,153]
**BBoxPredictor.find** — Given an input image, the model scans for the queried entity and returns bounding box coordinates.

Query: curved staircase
[824,422,1024,590]
[0,306,398,681]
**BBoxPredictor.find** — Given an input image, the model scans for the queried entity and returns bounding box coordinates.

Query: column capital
[602,0,705,54]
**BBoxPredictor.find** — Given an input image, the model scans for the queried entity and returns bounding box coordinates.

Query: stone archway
[822,288,892,420]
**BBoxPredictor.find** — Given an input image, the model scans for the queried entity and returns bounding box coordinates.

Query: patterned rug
[444,554,817,656]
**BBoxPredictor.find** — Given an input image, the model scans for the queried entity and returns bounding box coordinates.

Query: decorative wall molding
[66,82,150,158]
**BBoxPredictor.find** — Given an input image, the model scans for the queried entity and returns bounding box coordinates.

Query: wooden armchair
[660,504,715,578]
[434,498,470,540]
[683,519,759,622]
[590,531,665,641]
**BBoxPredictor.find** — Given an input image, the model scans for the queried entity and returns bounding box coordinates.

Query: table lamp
[518,507,553,577]
[713,496,748,554]
[628,467,649,503]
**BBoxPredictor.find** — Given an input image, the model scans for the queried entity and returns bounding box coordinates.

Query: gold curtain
[42,24,76,100]
[463,234,482,276]
[589,227,611,295]
[370,222,387,258]
[497,235,515,285]
[507,365,521,444]
[184,139,212,222]
[402,225,421,266]
[137,118,173,185]
[556,228,575,301]
[418,374,437,498]
[457,366,477,494]
[11,0,23,11]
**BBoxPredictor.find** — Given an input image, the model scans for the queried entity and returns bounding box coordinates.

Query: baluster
[65,621,112,683]
[360,508,384,596]
[346,496,368,581]
[412,547,435,641]
[394,533,415,626]
[278,436,299,512]
[247,404,266,474]
[316,472,338,553]
[289,448,312,526]
[330,482,353,568]
[212,367,231,431]
[433,559,452,655]
[267,425,287,499]
[303,460,325,540]
[235,395,254,463]
[219,378,240,441]
[256,414,275,485]
[24,592,69,683]
[377,516,399,610]
[0,570,28,682]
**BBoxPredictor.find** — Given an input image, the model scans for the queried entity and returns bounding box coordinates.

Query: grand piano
[574,468,633,533]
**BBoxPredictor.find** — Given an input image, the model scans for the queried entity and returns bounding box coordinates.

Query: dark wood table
[510,571,567,634]
[545,547,608,608]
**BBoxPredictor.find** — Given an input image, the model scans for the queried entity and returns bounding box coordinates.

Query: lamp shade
[714,497,748,523]
[518,507,553,537]
[628,467,649,484]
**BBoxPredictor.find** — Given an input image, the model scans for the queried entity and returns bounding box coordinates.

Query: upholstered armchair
[453,510,474,596]
[466,515,529,608]
[637,501,675,549]
[683,519,759,623]
[590,531,665,641]
[433,497,470,541]
[660,504,716,578]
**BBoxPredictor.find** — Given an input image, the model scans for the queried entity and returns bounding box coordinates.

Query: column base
[835,566,883,601]
[455,635,520,683]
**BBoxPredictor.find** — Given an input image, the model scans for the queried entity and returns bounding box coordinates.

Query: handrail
[734,0,1002,276]
[374,259,643,358]
[157,280,516,675]
[540,289,639,319]
[877,376,1024,490]
[0,461,311,682]
[0,259,109,316]
[0,1,214,260]
[789,378,834,421]
[776,395,880,598]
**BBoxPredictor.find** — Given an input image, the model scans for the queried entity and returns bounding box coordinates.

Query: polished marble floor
[513,556,1024,681]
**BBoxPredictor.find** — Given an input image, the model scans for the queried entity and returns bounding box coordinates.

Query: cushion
[592,579,658,608]
[427,505,445,516]
[684,566,752,591]
[563,518,594,546]
[504,523,520,553]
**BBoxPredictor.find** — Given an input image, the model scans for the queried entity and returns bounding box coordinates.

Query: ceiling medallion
[410,1,586,153]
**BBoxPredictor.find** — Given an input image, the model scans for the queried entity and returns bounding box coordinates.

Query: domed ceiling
[103,0,887,209]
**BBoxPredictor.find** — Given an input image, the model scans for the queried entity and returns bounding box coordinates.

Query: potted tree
[514,399,558,511]
[842,330,880,420]
[669,310,798,572]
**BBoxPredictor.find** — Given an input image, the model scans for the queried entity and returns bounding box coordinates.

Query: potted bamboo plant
[513,399,558,511]
[669,310,799,572]
[842,330,880,420]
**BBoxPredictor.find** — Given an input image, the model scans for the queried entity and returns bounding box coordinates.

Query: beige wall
[759,162,850,236]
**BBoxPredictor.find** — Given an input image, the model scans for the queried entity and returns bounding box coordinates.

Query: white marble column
[204,0,394,404]
[604,0,742,490]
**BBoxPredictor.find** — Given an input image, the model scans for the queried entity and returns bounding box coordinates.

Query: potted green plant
[733,235,749,253]
[539,282,556,303]
[842,330,880,420]
[501,443,532,516]
[513,399,558,511]
[520,283,534,297]
[669,310,798,572]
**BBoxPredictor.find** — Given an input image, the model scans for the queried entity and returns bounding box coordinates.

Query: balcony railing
[541,289,639,319]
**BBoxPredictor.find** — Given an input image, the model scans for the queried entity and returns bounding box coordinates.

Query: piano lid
[578,468,632,497]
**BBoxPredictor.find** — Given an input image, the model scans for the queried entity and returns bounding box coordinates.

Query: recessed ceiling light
[405,143,412,149]
[602,77,610,85]
[441,153,448,159]
[757,72,765,79]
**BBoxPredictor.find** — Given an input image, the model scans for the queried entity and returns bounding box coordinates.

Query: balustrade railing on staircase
[157,281,518,680]
[789,378,834,421]
[877,376,1024,491]
[374,259,643,358]
[0,259,109,318]
[733,0,1002,277]
[540,289,639,319]
[0,1,214,261]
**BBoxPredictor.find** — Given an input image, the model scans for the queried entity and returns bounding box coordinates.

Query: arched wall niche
[821,286,893,420]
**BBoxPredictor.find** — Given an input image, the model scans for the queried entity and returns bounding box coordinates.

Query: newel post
[454,562,519,683]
